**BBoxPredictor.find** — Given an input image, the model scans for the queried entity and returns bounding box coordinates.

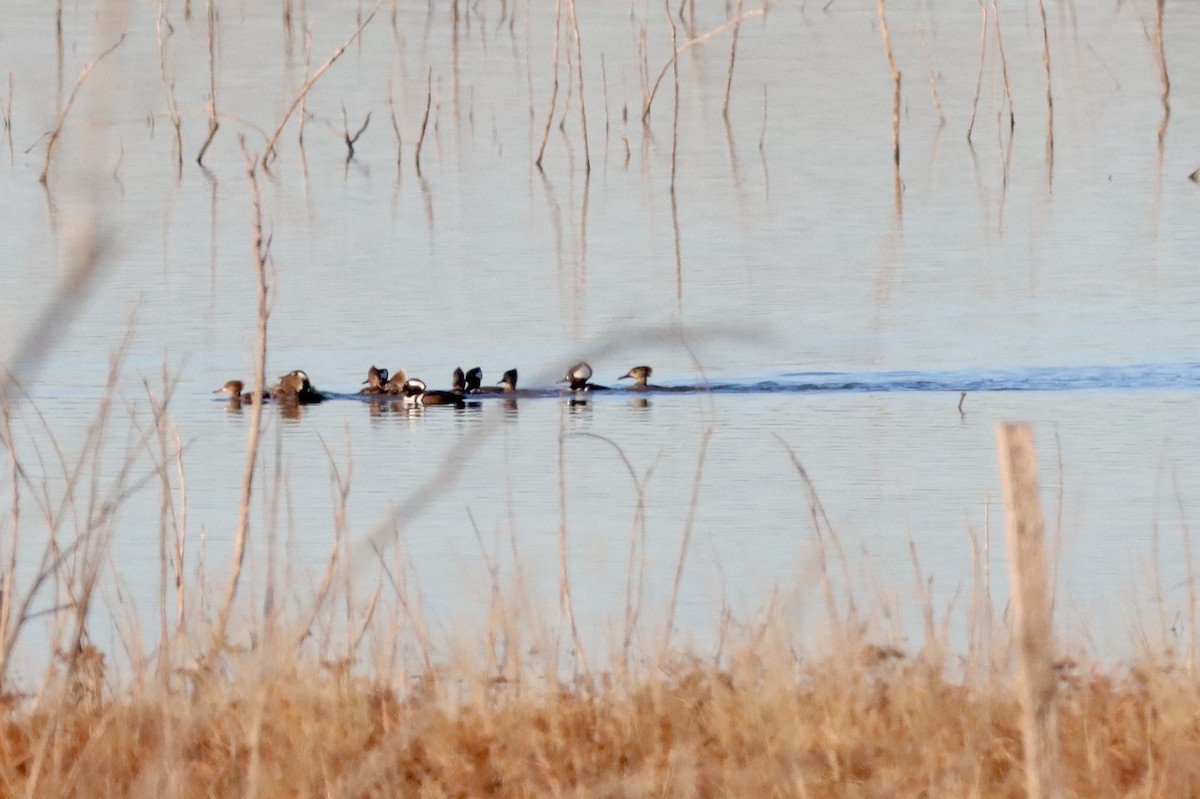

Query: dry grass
[1,643,1199,797]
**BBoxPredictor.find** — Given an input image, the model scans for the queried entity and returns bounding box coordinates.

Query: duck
[272,370,326,404]
[212,380,263,403]
[383,368,409,395]
[618,365,664,391]
[561,361,608,392]
[464,367,515,394]
[360,365,390,395]
[401,377,465,406]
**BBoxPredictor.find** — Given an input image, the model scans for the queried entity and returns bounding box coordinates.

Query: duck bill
[618,372,633,380]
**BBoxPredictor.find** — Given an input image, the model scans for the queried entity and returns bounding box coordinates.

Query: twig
[991,0,1014,132]
[917,23,945,127]
[966,1,987,144]
[877,0,900,172]
[39,31,127,185]
[660,426,714,663]
[156,1,183,178]
[262,1,382,169]
[202,140,271,670]
[387,77,402,165]
[196,0,220,165]
[415,68,432,175]
[566,0,591,173]
[342,104,371,160]
[722,0,745,119]
[665,0,680,188]
[1035,0,1054,167]
[642,4,768,123]
[534,0,563,169]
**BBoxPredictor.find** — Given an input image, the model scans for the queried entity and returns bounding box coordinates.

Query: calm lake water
[2,0,1200,676]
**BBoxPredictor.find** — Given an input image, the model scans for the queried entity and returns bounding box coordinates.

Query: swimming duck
[618,365,663,391]
[272,370,326,404]
[212,380,264,403]
[383,369,409,395]
[402,377,464,406]
[360,365,390,395]
[561,361,608,392]
[464,367,514,394]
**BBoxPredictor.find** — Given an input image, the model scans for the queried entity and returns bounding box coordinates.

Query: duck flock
[213,362,670,408]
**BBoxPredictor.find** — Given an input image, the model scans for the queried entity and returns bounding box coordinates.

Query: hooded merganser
[464,367,516,394]
[561,361,608,392]
[213,379,259,403]
[402,377,465,406]
[360,365,390,395]
[272,370,326,404]
[618,365,664,391]
[383,369,409,395]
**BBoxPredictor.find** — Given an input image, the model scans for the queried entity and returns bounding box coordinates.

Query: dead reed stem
[566,0,591,173]
[966,1,987,144]
[722,0,745,119]
[534,0,563,169]
[298,24,313,148]
[660,426,713,664]
[916,24,945,127]
[415,68,432,175]
[38,31,126,185]
[204,142,271,670]
[196,0,219,165]
[876,0,899,166]
[642,5,767,123]
[262,1,381,170]
[556,407,588,678]
[1035,0,1054,169]
[996,423,1062,799]
[991,0,1014,132]
[665,0,680,189]
[387,78,402,165]
[1154,0,1169,146]
[2,74,14,165]
[155,1,183,178]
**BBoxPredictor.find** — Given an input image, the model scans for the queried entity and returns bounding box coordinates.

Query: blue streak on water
[776,362,1200,393]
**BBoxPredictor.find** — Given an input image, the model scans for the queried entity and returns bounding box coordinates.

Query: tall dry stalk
[415,68,432,175]
[722,0,745,119]
[38,32,126,185]
[642,4,767,123]
[659,426,713,664]
[996,423,1062,799]
[566,0,591,173]
[556,407,588,678]
[534,0,563,169]
[196,0,219,165]
[262,1,381,169]
[1035,0,1054,169]
[664,0,680,188]
[1154,0,1169,146]
[991,0,1014,132]
[203,142,271,670]
[916,23,944,127]
[2,74,13,165]
[155,1,183,177]
[876,0,899,171]
[966,1,987,144]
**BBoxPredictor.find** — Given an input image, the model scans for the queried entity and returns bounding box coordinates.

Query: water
[2,0,1200,674]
